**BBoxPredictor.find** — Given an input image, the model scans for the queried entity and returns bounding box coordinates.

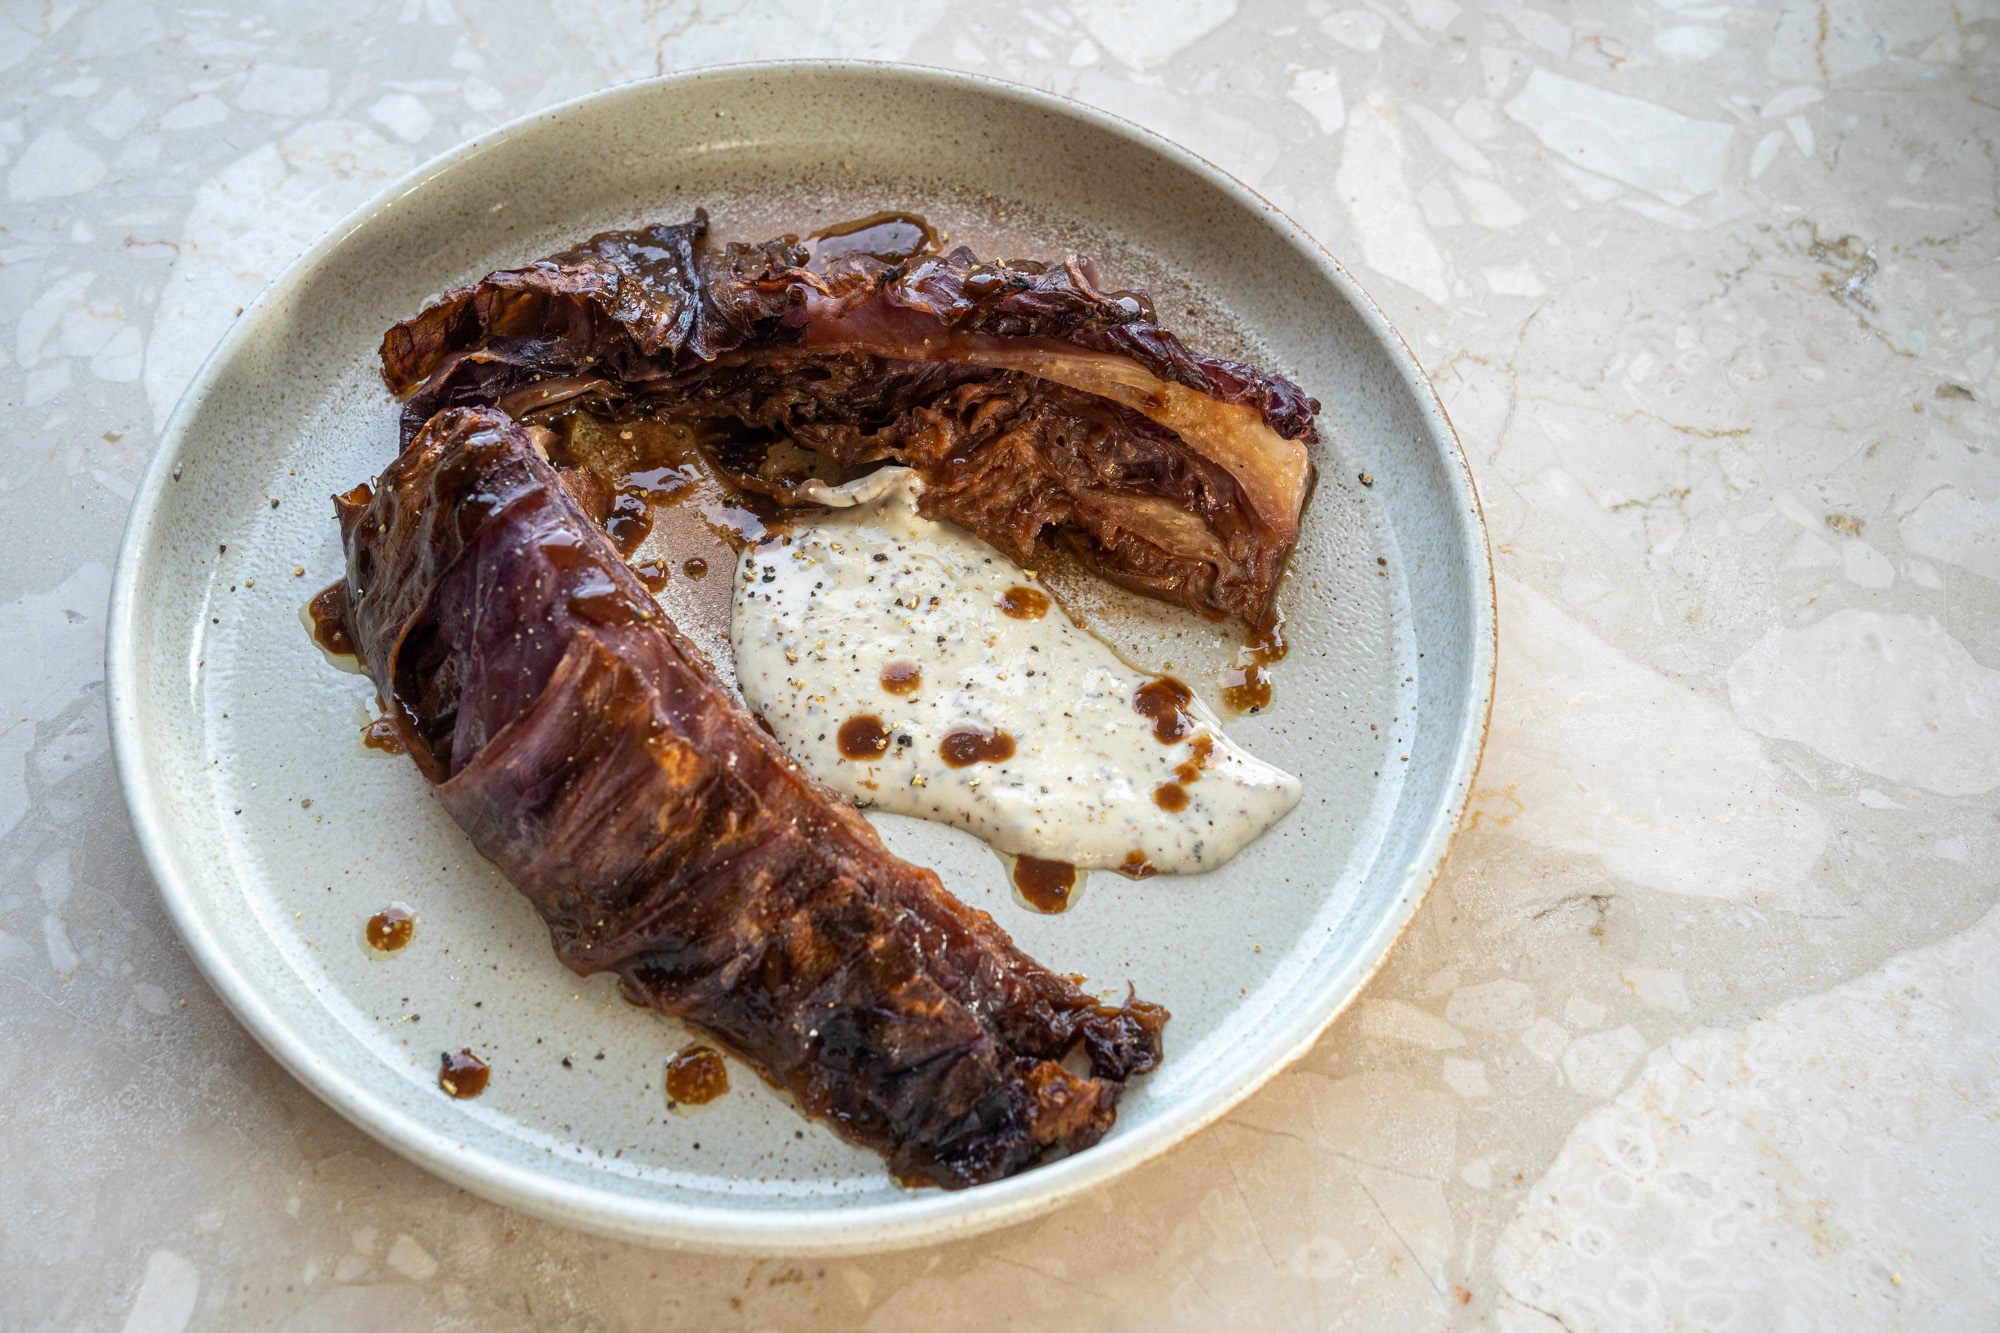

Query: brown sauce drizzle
[879,660,923,696]
[553,415,774,564]
[998,585,1049,620]
[308,581,356,657]
[632,559,671,592]
[681,557,709,579]
[1221,617,1289,714]
[940,727,1016,768]
[1119,850,1158,879]
[808,211,940,271]
[365,905,415,952]
[666,1045,729,1105]
[1174,733,1217,785]
[1013,856,1078,913]
[1132,677,1198,744]
[362,715,406,754]
[439,1049,489,1098]
[1153,733,1216,812]
[837,714,892,760]
[604,491,652,555]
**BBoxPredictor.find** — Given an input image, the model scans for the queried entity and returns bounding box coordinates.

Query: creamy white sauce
[730,469,1302,874]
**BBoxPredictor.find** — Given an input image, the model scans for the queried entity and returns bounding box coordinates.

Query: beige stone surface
[3,1,1997,1328]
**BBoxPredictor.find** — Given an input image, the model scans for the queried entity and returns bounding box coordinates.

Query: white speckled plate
[107,62,1493,1254]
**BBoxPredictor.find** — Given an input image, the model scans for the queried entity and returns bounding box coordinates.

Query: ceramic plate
[107,62,1493,1254]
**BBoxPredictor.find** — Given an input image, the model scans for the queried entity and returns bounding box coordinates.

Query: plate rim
[106,58,1496,1255]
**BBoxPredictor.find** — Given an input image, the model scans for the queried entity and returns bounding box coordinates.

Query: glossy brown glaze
[808,210,939,271]
[998,585,1050,620]
[439,1049,489,1098]
[1219,666,1269,712]
[939,727,1016,768]
[1119,850,1158,879]
[604,490,652,556]
[837,714,892,760]
[1220,616,1289,714]
[1152,782,1189,813]
[1013,856,1078,914]
[365,905,415,952]
[362,715,406,754]
[308,581,357,658]
[665,1045,730,1105]
[1131,677,1198,744]
[879,660,923,696]
[540,417,777,639]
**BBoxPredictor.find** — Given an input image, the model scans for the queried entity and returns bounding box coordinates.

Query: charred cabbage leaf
[336,406,1167,1189]
[380,211,1318,628]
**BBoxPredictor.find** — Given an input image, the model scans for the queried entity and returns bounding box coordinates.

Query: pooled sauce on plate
[1012,855,1079,913]
[530,413,790,685]
[365,903,416,952]
[307,582,357,657]
[666,1045,729,1105]
[731,468,1301,874]
[362,714,406,754]
[807,210,940,271]
[1221,617,1289,714]
[438,1049,488,1099]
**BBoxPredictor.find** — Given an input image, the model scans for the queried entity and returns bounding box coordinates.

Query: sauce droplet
[939,727,1016,768]
[1131,677,1197,744]
[363,715,406,754]
[1013,855,1078,913]
[808,210,940,271]
[1221,617,1288,714]
[682,556,709,579]
[665,1045,729,1105]
[632,559,671,591]
[879,660,923,696]
[365,904,416,952]
[604,491,653,556]
[837,714,891,760]
[1174,733,1217,785]
[1152,782,1189,812]
[1218,664,1271,713]
[439,1049,488,1098]
[1119,850,1158,879]
[308,581,356,658]
[998,585,1049,620]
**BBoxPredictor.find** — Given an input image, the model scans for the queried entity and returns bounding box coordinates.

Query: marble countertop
[5,1,1997,1329]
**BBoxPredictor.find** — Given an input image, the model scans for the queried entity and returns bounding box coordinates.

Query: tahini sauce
[730,469,1301,874]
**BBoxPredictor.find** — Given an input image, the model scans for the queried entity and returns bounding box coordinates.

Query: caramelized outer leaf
[378,216,1319,629]
[337,406,1167,1189]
